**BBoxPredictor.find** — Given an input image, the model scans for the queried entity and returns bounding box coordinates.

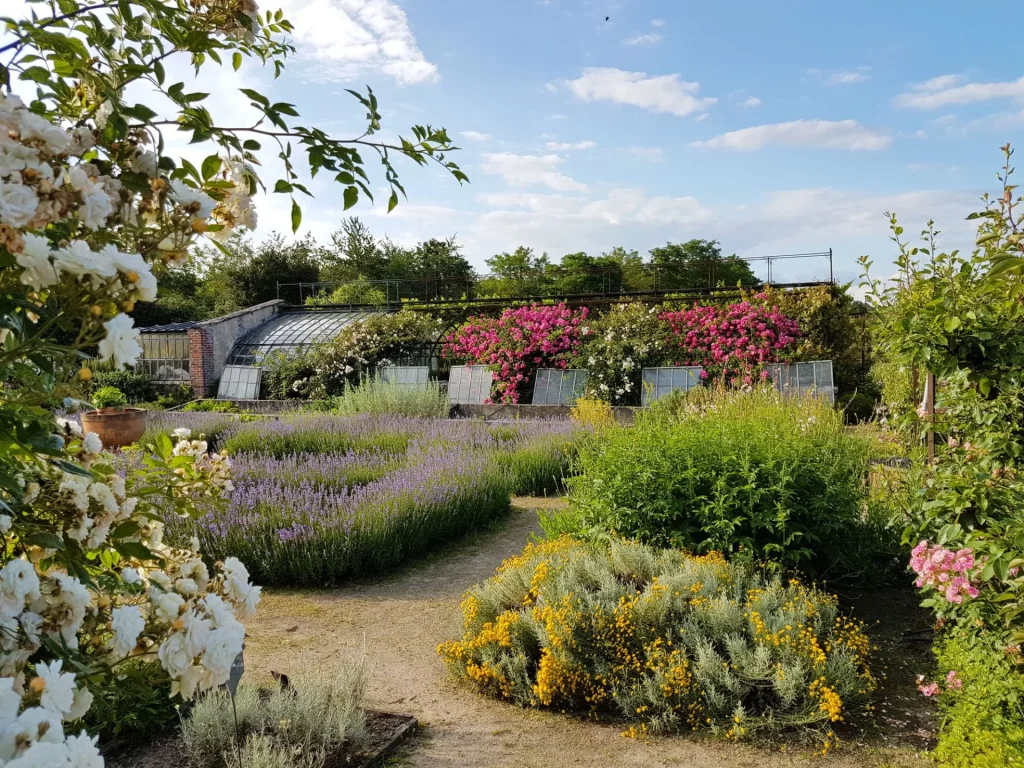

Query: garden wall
[188,300,286,396]
[450,404,637,423]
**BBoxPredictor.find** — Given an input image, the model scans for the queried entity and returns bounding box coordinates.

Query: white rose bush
[0,0,464,763]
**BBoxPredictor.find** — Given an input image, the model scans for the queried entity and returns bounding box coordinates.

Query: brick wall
[188,327,214,397]
[187,300,285,397]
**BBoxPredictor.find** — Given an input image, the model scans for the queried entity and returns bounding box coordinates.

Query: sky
[8,0,1024,286]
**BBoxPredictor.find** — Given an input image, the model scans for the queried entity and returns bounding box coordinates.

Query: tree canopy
[135,225,770,325]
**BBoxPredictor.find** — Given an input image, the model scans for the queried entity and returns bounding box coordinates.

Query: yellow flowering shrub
[439,537,875,746]
[569,398,615,430]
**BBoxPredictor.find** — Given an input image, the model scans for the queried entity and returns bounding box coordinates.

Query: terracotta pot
[80,407,148,449]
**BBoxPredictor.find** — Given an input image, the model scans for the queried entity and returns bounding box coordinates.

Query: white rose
[97,313,142,369]
[19,112,70,154]
[81,432,102,455]
[53,240,116,281]
[15,233,59,291]
[110,605,145,657]
[0,181,39,227]
[151,591,185,622]
[34,660,76,717]
[170,179,215,220]
[157,632,190,679]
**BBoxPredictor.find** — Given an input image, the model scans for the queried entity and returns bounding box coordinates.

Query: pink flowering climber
[445,302,588,404]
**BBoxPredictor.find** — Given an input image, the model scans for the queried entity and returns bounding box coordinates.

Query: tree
[481,246,551,296]
[200,233,322,312]
[130,259,212,327]
[649,239,758,291]
[411,237,474,300]
[549,252,621,296]
[322,217,387,283]
[602,246,652,292]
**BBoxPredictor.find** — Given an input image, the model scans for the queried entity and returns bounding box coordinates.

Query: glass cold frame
[641,366,704,406]
[448,365,493,404]
[532,368,589,405]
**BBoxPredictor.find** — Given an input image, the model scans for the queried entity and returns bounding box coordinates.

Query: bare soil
[238,498,936,768]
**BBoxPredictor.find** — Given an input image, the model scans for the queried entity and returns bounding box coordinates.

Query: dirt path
[243,499,931,768]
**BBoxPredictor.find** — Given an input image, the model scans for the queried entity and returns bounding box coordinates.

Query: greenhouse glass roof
[225,309,385,366]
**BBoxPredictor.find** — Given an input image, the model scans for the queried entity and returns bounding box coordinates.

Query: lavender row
[171,443,512,585]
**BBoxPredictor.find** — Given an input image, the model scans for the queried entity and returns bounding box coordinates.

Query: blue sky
[9,0,1024,285]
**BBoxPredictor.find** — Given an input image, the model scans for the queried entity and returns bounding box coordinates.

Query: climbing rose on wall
[660,301,800,384]
[445,303,589,403]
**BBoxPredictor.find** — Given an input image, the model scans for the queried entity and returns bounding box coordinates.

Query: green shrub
[439,537,874,747]
[82,661,178,752]
[931,633,1024,767]
[261,348,317,400]
[333,379,449,418]
[547,388,876,577]
[92,369,156,403]
[181,664,366,768]
[92,386,128,410]
[155,383,196,409]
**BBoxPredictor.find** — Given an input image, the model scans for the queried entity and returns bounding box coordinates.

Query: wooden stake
[924,371,936,464]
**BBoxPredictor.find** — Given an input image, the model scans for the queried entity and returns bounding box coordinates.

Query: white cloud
[741,97,762,108]
[544,140,597,151]
[273,0,439,85]
[458,187,978,280]
[624,33,662,45]
[543,82,559,93]
[827,70,871,86]
[480,153,588,192]
[563,67,716,117]
[695,113,710,122]
[461,131,492,142]
[651,19,665,27]
[621,146,664,162]
[895,74,1024,109]
[691,119,892,151]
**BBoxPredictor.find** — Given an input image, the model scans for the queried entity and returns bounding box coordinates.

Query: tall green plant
[547,388,877,578]
[860,146,1024,636]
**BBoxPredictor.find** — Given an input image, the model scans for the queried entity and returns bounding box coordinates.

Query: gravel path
[242,499,931,768]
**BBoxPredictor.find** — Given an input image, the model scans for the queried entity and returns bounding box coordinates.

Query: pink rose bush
[446,303,589,403]
[910,541,980,605]
[660,301,800,384]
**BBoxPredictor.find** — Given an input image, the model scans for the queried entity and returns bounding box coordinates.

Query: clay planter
[80,407,147,448]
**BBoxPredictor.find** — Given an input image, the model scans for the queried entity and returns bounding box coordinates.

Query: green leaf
[291,199,301,232]
[342,186,357,210]
[111,520,140,539]
[979,378,992,396]
[25,532,64,550]
[944,317,961,332]
[273,179,292,193]
[201,154,221,180]
[19,66,51,84]
[239,87,269,107]
[976,232,1001,246]
[55,460,93,478]
[114,541,156,561]
[232,52,242,71]
[388,190,399,213]
[242,139,261,151]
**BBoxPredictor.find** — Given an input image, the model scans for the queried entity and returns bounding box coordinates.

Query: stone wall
[179,399,638,422]
[188,300,285,396]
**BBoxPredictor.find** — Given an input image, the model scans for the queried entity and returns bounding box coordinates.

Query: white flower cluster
[0,426,256,766]
[2,91,258,370]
